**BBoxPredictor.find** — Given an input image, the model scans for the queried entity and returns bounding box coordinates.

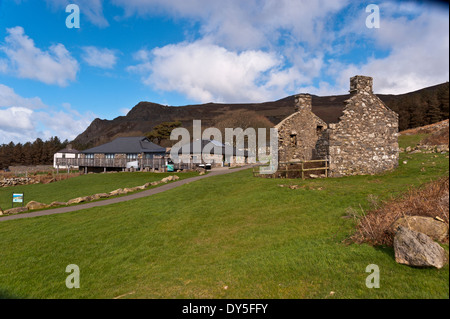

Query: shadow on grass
[374,245,396,260]
[0,287,21,299]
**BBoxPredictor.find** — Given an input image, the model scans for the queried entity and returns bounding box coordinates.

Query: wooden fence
[253,159,329,179]
[55,158,196,171]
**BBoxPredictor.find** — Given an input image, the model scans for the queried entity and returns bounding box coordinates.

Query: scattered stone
[394,227,448,269]
[309,174,319,179]
[66,196,91,205]
[392,216,449,242]
[403,161,408,164]
[109,188,126,196]
[25,201,49,210]
[3,207,29,215]
[91,193,110,200]
[49,201,67,207]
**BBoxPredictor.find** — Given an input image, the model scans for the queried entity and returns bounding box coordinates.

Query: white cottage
[53,144,80,169]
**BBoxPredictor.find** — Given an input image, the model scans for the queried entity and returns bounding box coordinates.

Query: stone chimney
[349,75,373,95]
[294,94,312,112]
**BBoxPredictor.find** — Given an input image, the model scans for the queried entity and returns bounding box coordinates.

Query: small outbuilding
[53,144,80,169]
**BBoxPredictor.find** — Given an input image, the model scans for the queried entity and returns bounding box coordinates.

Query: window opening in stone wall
[290,134,297,146]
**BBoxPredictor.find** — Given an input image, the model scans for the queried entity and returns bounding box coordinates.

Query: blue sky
[0,0,448,144]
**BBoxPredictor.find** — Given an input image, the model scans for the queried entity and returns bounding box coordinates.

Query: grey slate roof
[57,147,80,154]
[82,137,166,154]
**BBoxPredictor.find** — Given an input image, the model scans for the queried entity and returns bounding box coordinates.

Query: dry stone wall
[276,94,328,163]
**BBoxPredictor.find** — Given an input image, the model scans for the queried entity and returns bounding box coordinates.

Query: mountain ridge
[73,82,449,149]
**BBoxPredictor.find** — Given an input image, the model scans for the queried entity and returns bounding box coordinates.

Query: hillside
[73,82,449,148]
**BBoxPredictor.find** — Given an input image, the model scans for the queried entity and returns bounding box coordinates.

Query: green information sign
[167,164,174,172]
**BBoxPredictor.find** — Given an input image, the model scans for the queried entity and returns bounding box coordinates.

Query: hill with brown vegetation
[400,119,449,146]
[72,82,449,149]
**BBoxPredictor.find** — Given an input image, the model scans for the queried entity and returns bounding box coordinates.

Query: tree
[214,110,274,146]
[146,121,182,145]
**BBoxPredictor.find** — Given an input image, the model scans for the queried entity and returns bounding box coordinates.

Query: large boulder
[392,216,448,242]
[394,227,448,269]
[25,201,49,210]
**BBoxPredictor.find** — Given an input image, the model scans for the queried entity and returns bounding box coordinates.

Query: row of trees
[0,137,69,169]
[387,83,449,131]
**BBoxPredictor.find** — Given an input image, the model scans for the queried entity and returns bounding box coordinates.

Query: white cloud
[0,84,47,109]
[82,46,118,69]
[0,84,95,144]
[0,107,34,131]
[333,4,450,94]
[128,40,316,103]
[0,26,79,86]
[119,0,448,98]
[112,0,350,50]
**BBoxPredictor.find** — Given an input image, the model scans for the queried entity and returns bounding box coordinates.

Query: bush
[349,177,449,246]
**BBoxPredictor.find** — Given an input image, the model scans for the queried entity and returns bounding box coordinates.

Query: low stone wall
[8,165,53,173]
[0,177,33,187]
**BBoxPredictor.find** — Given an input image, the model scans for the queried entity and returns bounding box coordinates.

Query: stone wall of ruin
[276,94,328,163]
[322,76,399,177]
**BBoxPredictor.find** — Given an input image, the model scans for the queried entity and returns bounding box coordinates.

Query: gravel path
[0,166,251,222]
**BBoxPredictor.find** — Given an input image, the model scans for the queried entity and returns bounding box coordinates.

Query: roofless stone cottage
[276,75,399,177]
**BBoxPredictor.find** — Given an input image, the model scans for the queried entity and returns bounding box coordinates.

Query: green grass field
[0,171,199,210]
[0,136,448,299]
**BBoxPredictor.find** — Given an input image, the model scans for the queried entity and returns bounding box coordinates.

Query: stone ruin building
[276,75,399,177]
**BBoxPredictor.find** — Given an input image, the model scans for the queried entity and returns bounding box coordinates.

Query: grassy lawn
[0,139,448,298]
[0,171,199,210]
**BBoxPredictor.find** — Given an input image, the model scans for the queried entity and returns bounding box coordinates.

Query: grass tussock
[350,176,449,247]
